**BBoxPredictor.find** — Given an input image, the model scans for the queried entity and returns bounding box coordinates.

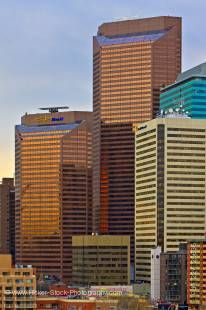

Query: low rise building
[36,297,119,310]
[72,235,130,286]
[160,244,187,304]
[0,254,36,309]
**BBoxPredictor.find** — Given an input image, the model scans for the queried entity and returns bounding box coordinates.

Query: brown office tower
[15,110,92,284]
[0,178,15,258]
[93,16,182,267]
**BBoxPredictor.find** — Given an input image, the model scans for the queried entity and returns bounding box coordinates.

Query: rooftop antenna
[39,106,69,113]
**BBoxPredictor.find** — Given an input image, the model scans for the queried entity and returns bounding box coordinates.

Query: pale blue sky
[1,0,206,178]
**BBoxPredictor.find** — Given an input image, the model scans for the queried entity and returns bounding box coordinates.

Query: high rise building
[0,178,15,257]
[160,62,206,118]
[0,254,36,309]
[135,116,206,282]
[15,110,92,284]
[187,240,206,308]
[93,16,182,265]
[72,235,130,285]
[160,244,187,304]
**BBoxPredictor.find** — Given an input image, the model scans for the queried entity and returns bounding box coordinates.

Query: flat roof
[16,123,79,133]
[72,235,130,246]
[96,30,166,46]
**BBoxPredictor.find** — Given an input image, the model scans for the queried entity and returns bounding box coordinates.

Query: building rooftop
[96,30,166,46]
[176,62,206,83]
[72,235,130,246]
[156,107,190,119]
[161,62,206,92]
[16,122,80,133]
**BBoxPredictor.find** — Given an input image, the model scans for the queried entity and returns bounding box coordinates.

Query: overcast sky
[0,0,206,179]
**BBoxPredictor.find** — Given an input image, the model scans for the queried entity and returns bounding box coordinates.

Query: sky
[0,0,206,179]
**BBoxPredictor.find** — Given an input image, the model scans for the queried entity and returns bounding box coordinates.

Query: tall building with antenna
[92,16,182,267]
[15,108,92,283]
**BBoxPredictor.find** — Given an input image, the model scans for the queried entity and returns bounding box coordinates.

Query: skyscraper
[0,178,15,257]
[93,16,182,264]
[15,110,92,283]
[135,116,206,282]
[160,62,206,118]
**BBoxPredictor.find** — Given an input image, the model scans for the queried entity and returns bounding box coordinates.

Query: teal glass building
[160,63,206,118]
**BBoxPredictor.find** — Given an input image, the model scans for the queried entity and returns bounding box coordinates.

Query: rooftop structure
[160,62,206,118]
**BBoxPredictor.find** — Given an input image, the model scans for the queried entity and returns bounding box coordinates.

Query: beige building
[0,254,36,309]
[72,235,130,286]
[134,116,206,282]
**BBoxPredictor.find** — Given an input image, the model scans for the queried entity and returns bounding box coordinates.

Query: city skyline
[1,0,206,179]
[0,7,206,307]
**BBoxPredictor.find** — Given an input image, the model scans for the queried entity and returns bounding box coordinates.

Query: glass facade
[15,112,92,283]
[160,66,206,119]
[93,16,182,265]
[160,247,187,304]
[72,235,130,286]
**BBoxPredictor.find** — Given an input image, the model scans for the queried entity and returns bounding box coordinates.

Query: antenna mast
[39,106,69,113]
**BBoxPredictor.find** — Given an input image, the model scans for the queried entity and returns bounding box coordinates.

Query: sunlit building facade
[0,254,36,309]
[15,111,92,283]
[135,117,206,282]
[93,16,182,265]
[187,240,206,308]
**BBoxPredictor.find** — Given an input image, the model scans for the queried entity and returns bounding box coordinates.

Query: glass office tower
[93,16,182,265]
[160,62,206,118]
[15,111,92,283]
